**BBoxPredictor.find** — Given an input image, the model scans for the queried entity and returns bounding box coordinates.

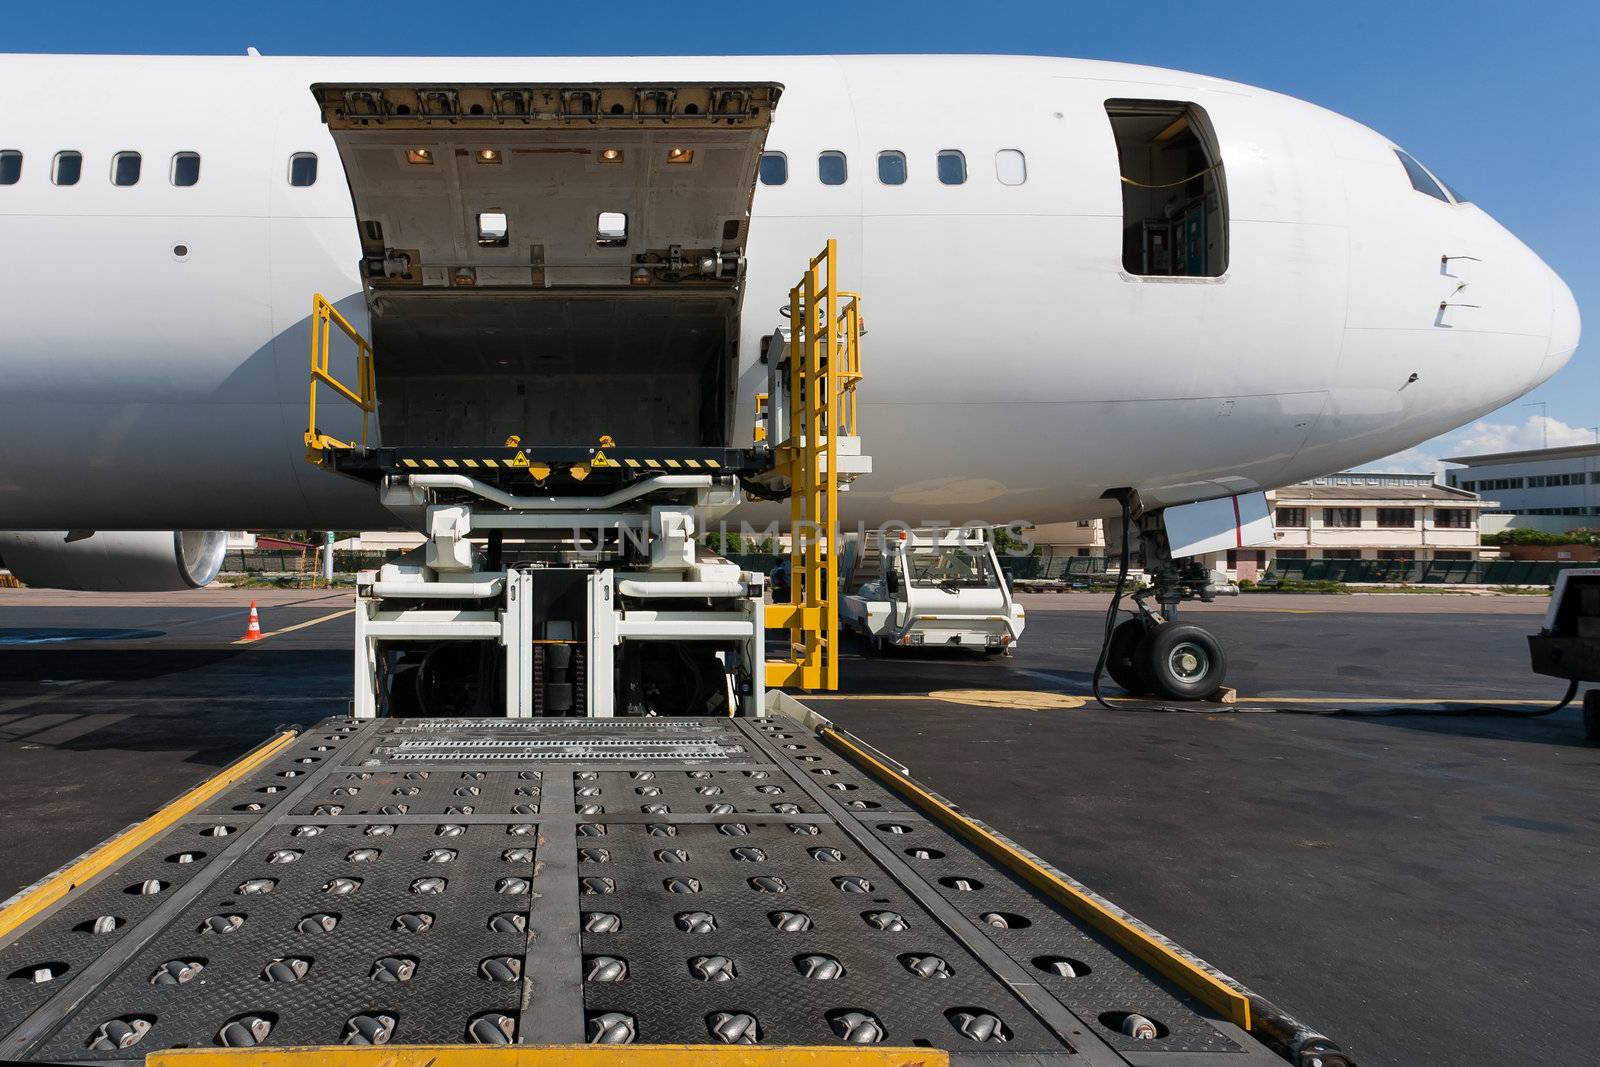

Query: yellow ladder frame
[765,240,861,691]
[304,293,376,463]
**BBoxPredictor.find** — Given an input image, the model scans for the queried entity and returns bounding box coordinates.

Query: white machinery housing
[841,530,1025,653]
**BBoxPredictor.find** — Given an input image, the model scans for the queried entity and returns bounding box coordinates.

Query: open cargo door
[311,82,782,453]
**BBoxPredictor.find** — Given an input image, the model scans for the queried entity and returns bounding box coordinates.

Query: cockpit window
[1394,149,1449,202]
[1438,177,1469,205]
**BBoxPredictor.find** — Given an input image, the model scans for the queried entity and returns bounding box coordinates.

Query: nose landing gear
[1098,498,1236,702]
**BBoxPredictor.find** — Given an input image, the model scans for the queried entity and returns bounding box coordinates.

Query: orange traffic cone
[240,601,264,641]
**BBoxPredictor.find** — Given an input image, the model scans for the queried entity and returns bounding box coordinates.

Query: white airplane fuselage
[0,53,1580,532]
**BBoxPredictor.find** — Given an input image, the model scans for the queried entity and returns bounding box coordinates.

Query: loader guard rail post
[304,292,376,462]
[765,240,860,693]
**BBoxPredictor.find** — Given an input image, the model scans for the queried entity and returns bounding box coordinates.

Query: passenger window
[995,149,1026,186]
[170,151,201,187]
[1106,99,1229,277]
[1394,150,1449,203]
[818,150,847,186]
[52,151,82,186]
[758,152,787,185]
[877,151,907,185]
[111,151,142,186]
[0,150,21,185]
[288,152,318,187]
[936,149,966,185]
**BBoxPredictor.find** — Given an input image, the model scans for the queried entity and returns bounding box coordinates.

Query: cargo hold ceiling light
[599,148,623,164]
[476,149,501,164]
[405,148,434,165]
[667,147,694,164]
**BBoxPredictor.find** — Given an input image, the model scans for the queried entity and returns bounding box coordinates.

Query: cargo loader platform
[0,709,1346,1066]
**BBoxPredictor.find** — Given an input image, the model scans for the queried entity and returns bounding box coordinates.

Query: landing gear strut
[1107,509,1235,700]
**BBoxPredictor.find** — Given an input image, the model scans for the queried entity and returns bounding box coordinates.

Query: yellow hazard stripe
[820,726,1254,1032]
[464,459,479,468]
[0,730,301,942]
[484,459,500,468]
[423,459,439,468]
[624,458,641,468]
[443,459,459,468]
[150,1046,945,1066]
[401,459,419,469]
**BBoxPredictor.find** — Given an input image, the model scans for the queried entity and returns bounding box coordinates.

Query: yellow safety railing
[304,293,376,463]
[764,240,861,692]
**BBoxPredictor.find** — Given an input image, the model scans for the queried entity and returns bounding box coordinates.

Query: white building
[1101,472,1491,581]
[1442,442,1600,533]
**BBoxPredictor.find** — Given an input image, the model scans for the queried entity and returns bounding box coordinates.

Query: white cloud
[1359,415,1599,477]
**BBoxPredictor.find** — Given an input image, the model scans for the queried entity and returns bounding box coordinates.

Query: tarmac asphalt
[0,586,1593,1066]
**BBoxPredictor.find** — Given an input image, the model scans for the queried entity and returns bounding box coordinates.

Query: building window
[288,152,318,187]
[937,149,966,185]
[0,150,21,184]
[1275,549,1308,560]
[1433,508,1472,529]
[52,150,82,185]
[1106,100,1228,276]
[1394,149,1449,202]
[1528,472,1586,488]
[1376,508,1416,528]
[1433,550,1472,561]
[1377,550,1416,561]
[1323,508,1362,528]
[1322,549,1361,560]
[818,151,847,186]
[111,151,142,186]
[170,151,200,187]
[877,150,906,185]
[758,152,787,185]
[1275,507,1307,528]
[994,149,1026,186]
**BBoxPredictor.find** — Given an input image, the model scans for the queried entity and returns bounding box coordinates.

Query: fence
[222,550,401,576]
[1268,557,1584,586]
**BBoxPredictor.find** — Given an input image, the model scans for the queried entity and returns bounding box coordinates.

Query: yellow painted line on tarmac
[801,690,1559,707]
[234,608,354,645]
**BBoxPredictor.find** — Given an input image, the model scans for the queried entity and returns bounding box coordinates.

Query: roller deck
[0,710,1306,1065]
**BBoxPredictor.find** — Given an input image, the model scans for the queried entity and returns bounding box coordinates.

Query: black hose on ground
[1265,678,1579,719]
[1090,491,1134,711]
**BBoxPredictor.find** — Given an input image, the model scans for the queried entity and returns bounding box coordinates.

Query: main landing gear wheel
[1104,619,1146,693]
[1134,621,1227,701]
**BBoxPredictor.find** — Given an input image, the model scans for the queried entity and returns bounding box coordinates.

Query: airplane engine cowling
[0,531,227,591]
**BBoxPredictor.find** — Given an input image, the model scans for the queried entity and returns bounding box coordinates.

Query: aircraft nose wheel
[1132,621,1227,701]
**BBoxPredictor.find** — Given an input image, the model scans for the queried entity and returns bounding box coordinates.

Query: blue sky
[10,0,1595,469]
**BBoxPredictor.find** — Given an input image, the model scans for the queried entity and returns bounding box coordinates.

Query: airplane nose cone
[1547,267,1581,368]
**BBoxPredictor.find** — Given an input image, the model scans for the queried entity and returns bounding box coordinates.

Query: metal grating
[0,716,1282,1064]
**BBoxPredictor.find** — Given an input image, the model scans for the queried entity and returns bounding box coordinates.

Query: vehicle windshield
[905,546,997,588]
